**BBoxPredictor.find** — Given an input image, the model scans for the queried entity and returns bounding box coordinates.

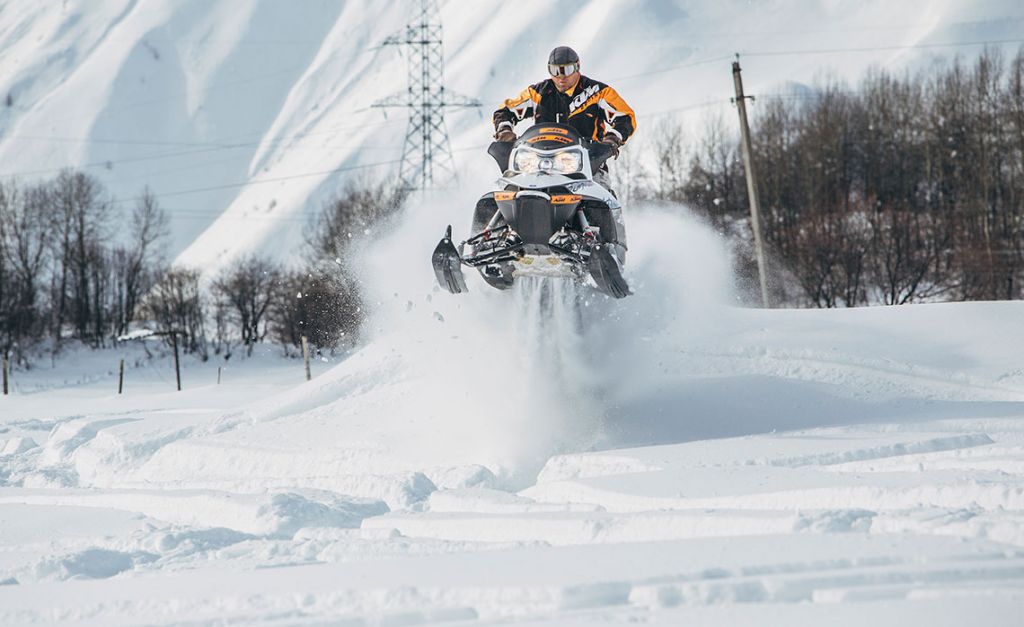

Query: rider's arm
[493,84,542,133]
[596,85,637,144]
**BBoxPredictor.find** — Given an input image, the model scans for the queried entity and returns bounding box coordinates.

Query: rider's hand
[600,135,623,158]
[494,129,517,143]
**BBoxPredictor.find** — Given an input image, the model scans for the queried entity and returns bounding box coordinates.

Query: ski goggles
[548,62,579,77]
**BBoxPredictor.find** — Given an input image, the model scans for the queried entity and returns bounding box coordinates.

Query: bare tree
[48,169,113,346]
[0,181,51,356]
[143,267,208,358]
[269,269,360,354]
[305,180,407,265]
[113,188,168,336]
[212,256,281,356]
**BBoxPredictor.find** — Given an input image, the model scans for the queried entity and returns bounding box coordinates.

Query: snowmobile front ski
[432,225,468,294]
[588,243,632,299]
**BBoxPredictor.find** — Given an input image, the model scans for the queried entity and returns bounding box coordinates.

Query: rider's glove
[494,128,517,143]
[600,134,623,158]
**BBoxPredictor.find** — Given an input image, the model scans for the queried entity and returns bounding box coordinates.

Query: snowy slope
[2,206,1023,624]
[1,0,1022,273]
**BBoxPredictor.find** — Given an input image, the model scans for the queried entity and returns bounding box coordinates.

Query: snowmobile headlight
[513,148,541,173]
[552,151,582,174]
[513,147,582,174]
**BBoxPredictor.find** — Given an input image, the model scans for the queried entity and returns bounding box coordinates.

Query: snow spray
[352,189,735,485]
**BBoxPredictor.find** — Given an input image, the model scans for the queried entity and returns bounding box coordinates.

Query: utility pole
[732,55,770,308]
[373,0,480,191]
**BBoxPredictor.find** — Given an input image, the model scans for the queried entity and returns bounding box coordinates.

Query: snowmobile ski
[588,243,632,299]
[432,225,468,294]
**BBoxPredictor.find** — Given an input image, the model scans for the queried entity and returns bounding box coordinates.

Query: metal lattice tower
[373,0,480,191]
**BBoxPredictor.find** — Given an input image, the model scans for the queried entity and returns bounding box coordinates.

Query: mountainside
[1,0,1022,275]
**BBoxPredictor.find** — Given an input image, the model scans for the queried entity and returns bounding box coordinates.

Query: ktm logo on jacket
[494,75,636,144]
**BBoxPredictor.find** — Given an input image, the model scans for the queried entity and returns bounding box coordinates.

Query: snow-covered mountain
[1,0,1022,275]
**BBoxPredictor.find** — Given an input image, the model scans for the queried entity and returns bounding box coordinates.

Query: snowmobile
[431,123,631,298]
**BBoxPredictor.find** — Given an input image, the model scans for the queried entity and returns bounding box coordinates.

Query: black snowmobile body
[432,123,631,298]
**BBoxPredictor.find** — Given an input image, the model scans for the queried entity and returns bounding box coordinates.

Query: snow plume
[579,202,737,448]
[352,189,600,486]
[347,192,734,483]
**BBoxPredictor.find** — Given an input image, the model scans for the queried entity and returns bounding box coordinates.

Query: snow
[2,204,1024,624]
[2,1,1024,624]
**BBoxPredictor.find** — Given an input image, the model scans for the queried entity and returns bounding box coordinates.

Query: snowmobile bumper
[432,225,468,294]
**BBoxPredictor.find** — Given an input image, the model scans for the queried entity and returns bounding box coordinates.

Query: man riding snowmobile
[430,46,637,298]
[493,46,637,197]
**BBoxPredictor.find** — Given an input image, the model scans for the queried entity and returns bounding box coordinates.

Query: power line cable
[0,117,406,178]
[741,37,1024,58]
[610,55,735,82]
[147,142,489,216]
[109,156,414,204]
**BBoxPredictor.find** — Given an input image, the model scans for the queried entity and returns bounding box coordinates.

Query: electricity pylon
[373,0,481,191]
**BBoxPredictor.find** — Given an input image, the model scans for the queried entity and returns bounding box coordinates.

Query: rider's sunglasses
[548,63,579,77]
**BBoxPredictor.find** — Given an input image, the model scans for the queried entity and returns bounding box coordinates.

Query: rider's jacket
[493,75,636,144]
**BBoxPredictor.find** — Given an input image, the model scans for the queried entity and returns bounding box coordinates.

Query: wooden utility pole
[732,56,771,308]
[301,336,312,382]
[118,359,125,394]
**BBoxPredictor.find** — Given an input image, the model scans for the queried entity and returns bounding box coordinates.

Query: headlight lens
[553,151,581,173]
[513,149,540,173]
[513,148,582,174]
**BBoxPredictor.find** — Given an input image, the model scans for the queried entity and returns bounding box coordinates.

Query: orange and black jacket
[493,75,636,144]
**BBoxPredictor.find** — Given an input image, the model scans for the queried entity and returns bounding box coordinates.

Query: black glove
[494,128,517,143]
[600,135,623,158]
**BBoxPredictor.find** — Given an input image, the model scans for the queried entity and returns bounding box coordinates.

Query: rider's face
[552,70,580,93]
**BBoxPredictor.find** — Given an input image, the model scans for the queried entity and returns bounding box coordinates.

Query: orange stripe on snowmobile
[551,195,582,204]
[526,135,572,144]
[494,191,516,201]
[538,127,569,135]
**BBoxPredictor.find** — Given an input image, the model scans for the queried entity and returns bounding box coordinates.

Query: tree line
[629,47,1024,307]
[6,48,1018,366]
[0,170,405,365]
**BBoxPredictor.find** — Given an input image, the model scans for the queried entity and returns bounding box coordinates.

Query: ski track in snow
[1,204,1024,624]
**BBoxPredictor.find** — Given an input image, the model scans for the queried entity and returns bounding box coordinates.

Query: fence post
[171,332,181,392]
[118,358,125,394]
[217,366,222,385]
[301,336,311,382]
